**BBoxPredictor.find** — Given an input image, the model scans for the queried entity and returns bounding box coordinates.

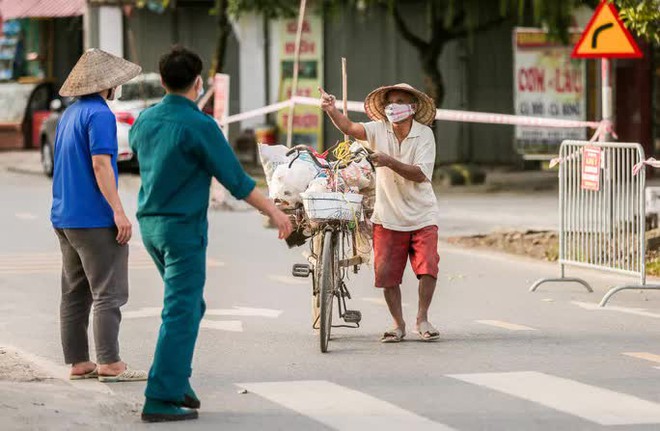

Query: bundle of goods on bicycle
[258,141,375,209]
[258,141,375,246]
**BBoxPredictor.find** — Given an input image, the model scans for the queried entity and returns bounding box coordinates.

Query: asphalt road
[2,163,660,430]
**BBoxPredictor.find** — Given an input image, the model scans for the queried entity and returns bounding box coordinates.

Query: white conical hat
[59,49,142,97]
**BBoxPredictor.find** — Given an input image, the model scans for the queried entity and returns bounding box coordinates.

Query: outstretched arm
[244,189,293,240]
[319,87,367,141]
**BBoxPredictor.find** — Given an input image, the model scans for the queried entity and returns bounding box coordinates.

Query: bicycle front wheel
[319,230,336,353]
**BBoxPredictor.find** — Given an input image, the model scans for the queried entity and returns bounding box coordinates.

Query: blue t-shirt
[51,95,118,229]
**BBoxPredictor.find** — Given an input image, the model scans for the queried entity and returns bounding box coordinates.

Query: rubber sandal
[69,367,98,380]
[380,328,406,343]
[416,321,440,342]
[98,365,147,383]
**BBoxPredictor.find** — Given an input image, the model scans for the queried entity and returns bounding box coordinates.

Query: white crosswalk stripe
[237,380,455,430]
[0,251,224,275]
[449,371,660,426]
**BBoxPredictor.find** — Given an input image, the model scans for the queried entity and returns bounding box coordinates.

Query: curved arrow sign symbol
[592,23,614,48]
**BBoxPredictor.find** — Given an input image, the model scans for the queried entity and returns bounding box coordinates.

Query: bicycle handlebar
[286,145,375,172]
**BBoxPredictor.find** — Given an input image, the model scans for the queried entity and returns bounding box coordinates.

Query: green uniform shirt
[129,94,255,238]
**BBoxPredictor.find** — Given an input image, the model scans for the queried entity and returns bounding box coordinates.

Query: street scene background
[1,0,660,429]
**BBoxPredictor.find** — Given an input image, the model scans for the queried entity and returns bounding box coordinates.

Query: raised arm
[319,87,367,141]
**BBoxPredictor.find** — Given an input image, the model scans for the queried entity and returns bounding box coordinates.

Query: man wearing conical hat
[51,49,147,383]
[320,83,441,343]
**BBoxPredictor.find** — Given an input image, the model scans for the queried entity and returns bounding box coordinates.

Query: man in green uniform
[130,46,292,423]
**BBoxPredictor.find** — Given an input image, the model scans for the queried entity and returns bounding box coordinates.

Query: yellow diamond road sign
[572,1,643,59]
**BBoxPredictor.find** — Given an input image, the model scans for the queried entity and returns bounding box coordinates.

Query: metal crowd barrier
[530,140,660,306]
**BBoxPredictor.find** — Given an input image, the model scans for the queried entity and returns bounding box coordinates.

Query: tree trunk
[213,0,231,75]
[420,52,445,109]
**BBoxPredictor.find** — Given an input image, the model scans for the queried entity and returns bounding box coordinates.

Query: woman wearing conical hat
[320,83,441,343]
[51,49,147,383]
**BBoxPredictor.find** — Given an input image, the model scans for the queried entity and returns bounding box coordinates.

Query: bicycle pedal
[343,310,362,324]
[292,263,312,278]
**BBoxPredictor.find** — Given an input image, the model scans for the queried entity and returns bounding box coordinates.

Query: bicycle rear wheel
[319,230,336,353]
[311,234,322,326]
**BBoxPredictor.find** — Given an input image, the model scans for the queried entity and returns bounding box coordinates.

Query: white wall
[269,19,281,110]
[235,14,267,128]
[98,6,123,57]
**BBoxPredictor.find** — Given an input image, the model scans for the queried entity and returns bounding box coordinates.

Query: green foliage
[612,0,660,45]
[226,0,657,44]
[227,0,299,19]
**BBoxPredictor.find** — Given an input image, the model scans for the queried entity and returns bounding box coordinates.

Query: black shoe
[179,393,201,409]
[141,399,199,423]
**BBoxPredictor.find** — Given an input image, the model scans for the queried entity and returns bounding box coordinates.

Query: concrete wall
[322,4,517,165]
[123,7,241,138]
[117,5,522,162]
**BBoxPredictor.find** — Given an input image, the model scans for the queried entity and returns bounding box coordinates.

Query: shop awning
[0,0,86,20]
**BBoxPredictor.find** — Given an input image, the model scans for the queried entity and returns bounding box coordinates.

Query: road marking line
[206,307,282,318]
[14,212,37,220]
[268,275,308,285]
[475,320,536,331]
[0,249,223,274]
[123,307,281,320]
[122,307,162,319]
[623,352,660,364]
[571,301,660,319]
[449,371,660,426]
[360,297,387,306]
[207,258,225,267]
[360,297,410,307]
[201,320,243,332]
[237,380,454,430]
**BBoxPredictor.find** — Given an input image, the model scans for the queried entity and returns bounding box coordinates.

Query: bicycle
[287,144,374,353]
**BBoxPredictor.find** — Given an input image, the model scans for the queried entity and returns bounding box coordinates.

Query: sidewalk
[0,346,139,431]
[0,150,43,176]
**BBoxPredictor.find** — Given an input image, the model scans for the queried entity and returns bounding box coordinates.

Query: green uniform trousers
[142,233,207,402]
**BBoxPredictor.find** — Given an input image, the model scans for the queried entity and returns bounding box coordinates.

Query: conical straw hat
[364,83,436,126]
[59,49,142,97]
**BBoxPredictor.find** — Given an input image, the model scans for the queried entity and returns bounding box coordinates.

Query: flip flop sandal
[381,328,406,343]
[69,367,98,380]
[98,366,148,383]
[416,321,440,342]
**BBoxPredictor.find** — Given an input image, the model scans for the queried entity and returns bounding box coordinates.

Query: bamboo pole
[342,57,348,142]
[286,0,307,147]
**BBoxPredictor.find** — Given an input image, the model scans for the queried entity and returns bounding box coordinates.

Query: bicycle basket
[300,192,363,222]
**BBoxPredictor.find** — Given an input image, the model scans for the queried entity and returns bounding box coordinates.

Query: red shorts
[373,224,440,288]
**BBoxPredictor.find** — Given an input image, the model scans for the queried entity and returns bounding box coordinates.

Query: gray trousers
[55,228,129,365]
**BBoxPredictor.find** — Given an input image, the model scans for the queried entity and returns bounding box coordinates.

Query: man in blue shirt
[52,49,147,382]
[130,46,292,423]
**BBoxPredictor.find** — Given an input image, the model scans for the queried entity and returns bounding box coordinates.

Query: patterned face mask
[385,103,415,123]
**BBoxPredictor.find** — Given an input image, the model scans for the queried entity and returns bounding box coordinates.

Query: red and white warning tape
[548,121,618,168]
[633,158,660,176]
[223,95,601,131]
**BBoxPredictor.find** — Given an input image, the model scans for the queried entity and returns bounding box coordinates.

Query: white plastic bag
[305,176,331,194]
[269,159,320,205]
[258,144,290,187]
[339,158,373,190]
